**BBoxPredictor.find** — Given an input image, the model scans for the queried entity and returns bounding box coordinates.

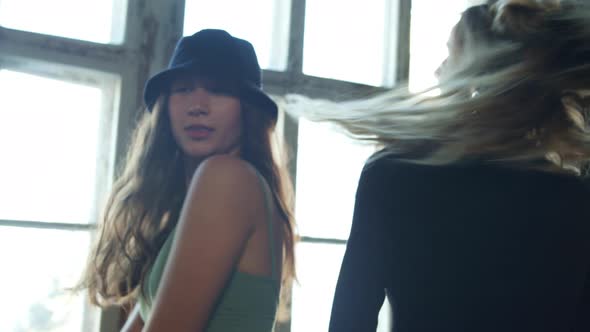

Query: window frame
[0,1,185,330]
[269,1,411,331]
[0,0,412,331]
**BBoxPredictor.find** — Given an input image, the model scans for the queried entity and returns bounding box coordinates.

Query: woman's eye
[207,84,238,96]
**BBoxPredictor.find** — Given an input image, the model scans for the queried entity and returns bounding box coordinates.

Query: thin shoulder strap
[253,170,278,281]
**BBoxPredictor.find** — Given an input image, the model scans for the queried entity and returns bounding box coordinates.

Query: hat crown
[143,29,276,118]
[169,29,262,87]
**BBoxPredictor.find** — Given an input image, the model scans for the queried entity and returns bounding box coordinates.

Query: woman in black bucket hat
[76,29,296,332]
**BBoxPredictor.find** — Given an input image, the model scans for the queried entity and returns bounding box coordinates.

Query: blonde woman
[76,29,295,332]
[292,1,590,331]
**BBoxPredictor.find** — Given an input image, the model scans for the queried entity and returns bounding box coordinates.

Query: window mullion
[0,28,134,74]
[395,0,412,84]
[299,236,347,245]
[0,219,95,231]
[286,0,306,77]
[111,0,185,176]
[273,3,308,331]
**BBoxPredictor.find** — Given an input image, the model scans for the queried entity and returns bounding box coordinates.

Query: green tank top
[138,172,280,331]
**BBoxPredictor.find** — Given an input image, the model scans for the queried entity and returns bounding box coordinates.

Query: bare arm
[120,304,144,332]
[142,155,263,332]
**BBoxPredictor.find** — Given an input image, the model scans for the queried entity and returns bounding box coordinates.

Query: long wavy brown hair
[76,93,296,307]
[289,0,590,176]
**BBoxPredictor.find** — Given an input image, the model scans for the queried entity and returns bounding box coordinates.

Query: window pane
[409,0,482,91]
[183,0,290,71]
[291,242,345,332]
[303,0,392,86]
[0,0,126,44]
[0,70,104,224]
[295,118,375,239]
[291,242,391,331]
[0,227,99,332]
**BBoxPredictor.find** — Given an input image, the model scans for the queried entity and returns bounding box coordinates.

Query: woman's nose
[435,59,447,78]
[188,88,210,115]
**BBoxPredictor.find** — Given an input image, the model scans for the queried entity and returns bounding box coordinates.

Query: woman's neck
[184,157,202,187]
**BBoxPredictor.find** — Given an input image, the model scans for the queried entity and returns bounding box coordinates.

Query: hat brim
[240,82,279,121]
[143,63,277,120]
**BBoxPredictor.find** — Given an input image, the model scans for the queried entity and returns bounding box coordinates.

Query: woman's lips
[185,125,214,139]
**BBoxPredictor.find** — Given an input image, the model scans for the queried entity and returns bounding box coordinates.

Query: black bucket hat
[143,29,278,119]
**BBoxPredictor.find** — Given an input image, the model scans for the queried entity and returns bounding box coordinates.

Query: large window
[303,0,398,86]
[1,2,128,332]
[292,119,378,331]
[290,1,479,331]
[0,63,117,331]
[0,70,106,223]
[183,0,291,70]
[1,1,484,331]
[0,0,126,44]
[410,0,485,91]
[0,227,97,332]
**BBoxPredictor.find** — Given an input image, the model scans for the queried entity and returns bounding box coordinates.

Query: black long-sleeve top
[329,156,590,332]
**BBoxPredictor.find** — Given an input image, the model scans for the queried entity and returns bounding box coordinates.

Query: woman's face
[168,75,242,161]
[436,24,462,79]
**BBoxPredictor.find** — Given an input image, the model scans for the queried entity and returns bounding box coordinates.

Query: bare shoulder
[186,155,265,226]
[144,157,269,331]
[191,155,260,190]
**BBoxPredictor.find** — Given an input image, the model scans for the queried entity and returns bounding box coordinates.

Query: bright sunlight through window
[0,0,126,44]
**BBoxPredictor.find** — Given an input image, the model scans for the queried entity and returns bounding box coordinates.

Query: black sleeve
[575,269,590,331]
[328,159,390,332]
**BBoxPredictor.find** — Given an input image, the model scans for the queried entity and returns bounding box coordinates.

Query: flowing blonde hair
[75,95,296,307]
[289,0,590,175]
